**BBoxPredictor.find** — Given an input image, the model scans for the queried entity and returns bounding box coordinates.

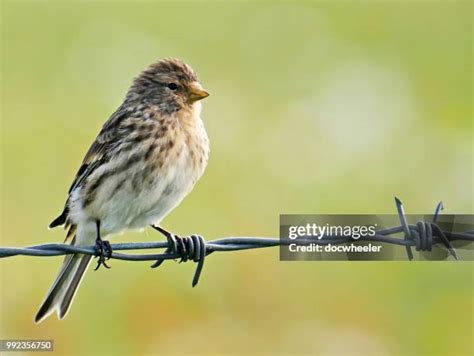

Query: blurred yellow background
[1,1,472,355]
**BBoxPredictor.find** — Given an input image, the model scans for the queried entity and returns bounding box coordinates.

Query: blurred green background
[1,1,472,355]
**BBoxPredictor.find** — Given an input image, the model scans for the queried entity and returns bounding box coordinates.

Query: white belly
[102,152,196,234]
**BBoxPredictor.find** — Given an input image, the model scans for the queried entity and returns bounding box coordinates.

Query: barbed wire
[1,198,473,286]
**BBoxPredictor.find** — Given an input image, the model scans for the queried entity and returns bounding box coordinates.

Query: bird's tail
[34,250,92,323]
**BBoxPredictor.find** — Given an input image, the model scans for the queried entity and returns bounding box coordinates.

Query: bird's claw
[151,232,188,265]
[94,239,112,270]
[150,226,207,286]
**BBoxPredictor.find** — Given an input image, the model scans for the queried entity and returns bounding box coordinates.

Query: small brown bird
[35,58,210,323]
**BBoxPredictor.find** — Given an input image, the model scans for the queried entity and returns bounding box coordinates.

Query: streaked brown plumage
[35,58,210,322]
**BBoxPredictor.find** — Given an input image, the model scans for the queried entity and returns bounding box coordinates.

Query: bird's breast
[75,111,209,234]
[125,114,209,227]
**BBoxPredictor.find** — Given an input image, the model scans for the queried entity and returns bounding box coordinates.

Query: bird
[35,58,210,323]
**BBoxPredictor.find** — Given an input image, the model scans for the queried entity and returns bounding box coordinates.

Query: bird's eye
[167,83,178,90]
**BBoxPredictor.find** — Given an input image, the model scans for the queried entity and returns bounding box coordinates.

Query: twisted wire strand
[1,198,473,286]
[1,229,472,259]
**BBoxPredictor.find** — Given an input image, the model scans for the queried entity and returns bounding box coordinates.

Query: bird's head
[130,58,209,115]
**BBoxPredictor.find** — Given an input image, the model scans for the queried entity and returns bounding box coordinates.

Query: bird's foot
[150,226,191,263]
[150,225,206,286]
[94,239,112,270]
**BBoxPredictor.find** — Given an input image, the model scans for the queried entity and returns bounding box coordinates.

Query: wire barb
[395,197,414,260]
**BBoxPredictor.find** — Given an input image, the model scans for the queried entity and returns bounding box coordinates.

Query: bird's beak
[188,82,210,102]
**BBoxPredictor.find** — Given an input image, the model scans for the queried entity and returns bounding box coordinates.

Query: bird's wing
[68,106,129,194]
[49,106,131,229]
